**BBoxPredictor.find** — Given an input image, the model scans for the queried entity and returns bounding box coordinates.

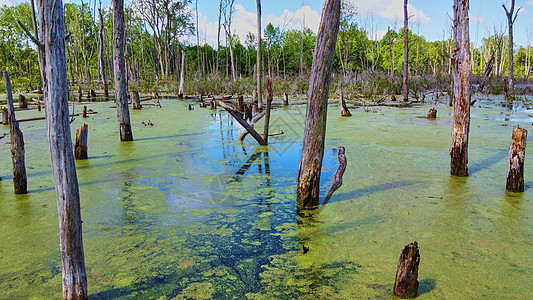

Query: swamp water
[1,99,532,299]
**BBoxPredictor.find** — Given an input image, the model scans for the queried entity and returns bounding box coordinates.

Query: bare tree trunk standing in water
[113,0,133,141]
[502,0,521,91]
[256,0,263,110]
[98,8,108,98]
[36,0,88,297]
[450,0,471,177]
[402,0,409,101]
[178,51,186,98]
[297,0,341,207]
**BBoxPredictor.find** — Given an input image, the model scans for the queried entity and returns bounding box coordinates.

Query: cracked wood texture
[506,126,527,192]
[450,0,470,177]
[296,0,341,206]
[113,0,133,141]
[36,0,88,297]
[4,71,27,194]
[394,241,420,298]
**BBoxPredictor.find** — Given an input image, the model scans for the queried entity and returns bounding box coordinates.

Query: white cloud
[369,29,387,41]
[0,0,25,6]
[348,0,432,25]
[472,15,486,24]
[526,1,533,5]
[186,4,321,47]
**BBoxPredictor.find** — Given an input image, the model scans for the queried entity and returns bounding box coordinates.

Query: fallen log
[323,146,346,205]
[219,101,267,145]
[15,111,97,123]
[239,110,266,141]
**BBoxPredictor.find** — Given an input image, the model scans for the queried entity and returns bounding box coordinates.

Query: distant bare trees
[502,0,521,89]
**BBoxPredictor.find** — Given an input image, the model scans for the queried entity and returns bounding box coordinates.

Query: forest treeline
[1,1,532,97]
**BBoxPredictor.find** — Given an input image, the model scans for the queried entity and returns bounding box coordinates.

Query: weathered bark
[236,95,244,111]
[339,80,351,117]
[296,0,341,206]
[263,76,273,144]
[74,123,88,160]
[402,0,409,101]
[5,72,27,194]
[113,0,133,141]
[132,91,141,109]
[210,99,216,109]
[256,0,263,110]
[393,241,420,298]
[503,1,521,90]
[323,146,346,205]
[83,105,87,118]
[18,94,28,109]
[178,51,186,98]
[506,126,527,193]
[219,101,267,145]
[36,0,88,297]
[450,0,470,177]
[426,108,437,119]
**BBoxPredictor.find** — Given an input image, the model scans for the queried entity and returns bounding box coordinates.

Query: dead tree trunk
[506,126,527,193]
[426,108,437,119]
[450,0,471,177]
[98,9,108,99]
[5,72,27,194]
[113,0,133,141]
[393,241,420,298]
[219,101,267,145]
[2,108,8,125]
[478,52,495,92]
[74,124,88,160]
[283,92,289,106]
[18,94,28,109]
[402,0,409,101]
[132,91,141,109]
[339,80,351,117]
[503,1,521,90]
[83,105,87,118]
[36,0,88,297]
[263,76,273,144]
[178,51,186,98]
[256,0,263,110]
[296,0,341,207]
[323,146,346,205]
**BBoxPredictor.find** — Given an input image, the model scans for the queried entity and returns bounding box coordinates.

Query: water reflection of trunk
[295,206,325,292]
[216,112,239,167]
[120,171,139,227]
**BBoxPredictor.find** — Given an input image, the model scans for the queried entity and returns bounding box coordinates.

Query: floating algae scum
[1,98,533,299]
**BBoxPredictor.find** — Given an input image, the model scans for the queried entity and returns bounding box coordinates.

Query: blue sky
[2,0,532,47]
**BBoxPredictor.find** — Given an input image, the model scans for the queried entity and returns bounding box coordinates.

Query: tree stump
[90,89,96,98]
[199,103,207,108]
[426,108,437,119]
[391,94,396,101]
[132,91,141,109]
[5,72,27,194]
[74,124,89,160]
[199,94,203,102]
[210,99,216,110]
[2,108,8,125]
[38,101,41,111]
[393,241,420,298]
[283,92,289,106]
[188,104,193,110]
[507,126,527,192]
[152,91,159,99]
[83,106,88,118]
[18,94,28,109]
